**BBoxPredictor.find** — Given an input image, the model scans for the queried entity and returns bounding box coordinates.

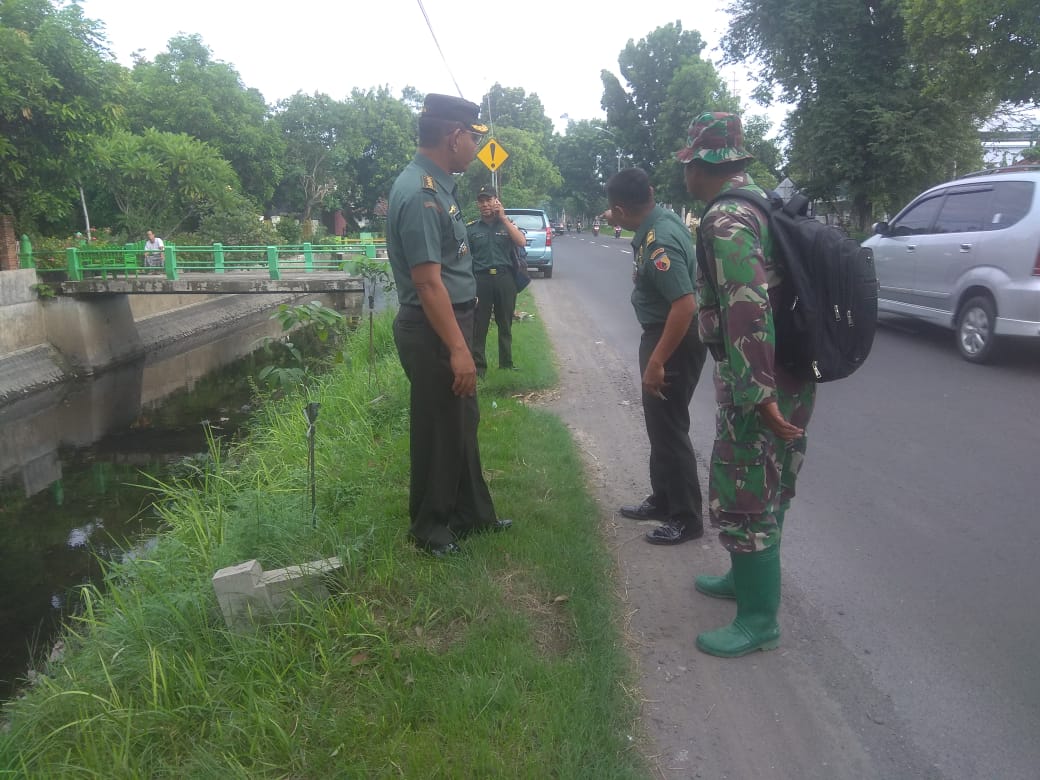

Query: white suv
[863,166,1040,362]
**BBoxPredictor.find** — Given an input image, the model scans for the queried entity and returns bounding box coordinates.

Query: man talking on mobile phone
[467,185,527,376]
[603,167,708,545]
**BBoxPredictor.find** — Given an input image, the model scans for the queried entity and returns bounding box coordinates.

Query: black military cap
[422,94,489,133]
[477,184,498,199]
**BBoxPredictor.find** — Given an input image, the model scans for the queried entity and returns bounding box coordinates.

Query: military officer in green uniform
[604,167,708,545]
[467,185,527,375]
[386,94,513,557]
[679,111,815,657]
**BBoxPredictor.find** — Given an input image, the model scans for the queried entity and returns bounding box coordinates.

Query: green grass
[0,289,648,779]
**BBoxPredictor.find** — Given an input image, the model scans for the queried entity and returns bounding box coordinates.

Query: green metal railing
[19,236,386,281]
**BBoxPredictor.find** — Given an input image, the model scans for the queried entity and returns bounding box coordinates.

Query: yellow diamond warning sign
[477,138,509,171]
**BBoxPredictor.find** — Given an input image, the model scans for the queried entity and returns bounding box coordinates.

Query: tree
[553,119,621,221]
[337,87,418,228]
[89,128,242,236]
[722,0,983,228]
[601,23,735,204]
[127,34,284,207]
[274,92,351,238]
[0,0,124,231]
[902,0,1040,107]
[481,84,554,146]
[742,114,782,192]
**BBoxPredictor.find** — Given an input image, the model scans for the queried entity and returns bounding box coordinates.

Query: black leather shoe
[500,365,521,371]
[644,522,703,545]
[413,540,462,558]
[619,497,668,521]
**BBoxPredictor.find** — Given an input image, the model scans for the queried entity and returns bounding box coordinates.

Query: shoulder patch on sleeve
[421,175,436,193]
[653,252,671,272]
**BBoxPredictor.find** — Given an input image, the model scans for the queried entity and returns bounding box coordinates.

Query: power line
[415,0,464,99]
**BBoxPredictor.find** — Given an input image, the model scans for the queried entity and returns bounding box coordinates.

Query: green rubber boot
[695,542,781,658]
[694,510,785,600]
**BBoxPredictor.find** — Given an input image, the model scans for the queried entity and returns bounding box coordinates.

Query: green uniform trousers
[639,323,708,526]
[473,268,518,373]
[393,304,498,546]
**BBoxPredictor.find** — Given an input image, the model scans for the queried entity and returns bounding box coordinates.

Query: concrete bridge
[21,239,386,296]
[0,268,364,407]
[61,271,364,296]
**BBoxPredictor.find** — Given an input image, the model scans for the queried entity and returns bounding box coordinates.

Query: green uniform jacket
[466,218,515,272]
[386,153,474,306]
[630,205,697,326]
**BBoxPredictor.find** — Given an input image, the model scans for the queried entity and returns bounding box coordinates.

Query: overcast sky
[77,0,790,136]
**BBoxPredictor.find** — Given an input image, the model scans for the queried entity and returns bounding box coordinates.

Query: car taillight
[544,228,552,247]
[1034,248,1040,276]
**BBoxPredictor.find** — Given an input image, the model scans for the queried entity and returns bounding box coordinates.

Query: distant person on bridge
[604,167,708,546]
[143,230,164,269]
[467,185,526,376]
[385,93,513,558]
[679,111,815,658]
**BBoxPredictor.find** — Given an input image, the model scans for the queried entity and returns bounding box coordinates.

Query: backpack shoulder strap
[695,187,773,294]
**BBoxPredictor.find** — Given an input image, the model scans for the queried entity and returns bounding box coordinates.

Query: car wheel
[542,267,553,279]
[956,295,998,363]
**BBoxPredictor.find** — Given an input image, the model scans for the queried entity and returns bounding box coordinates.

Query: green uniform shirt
[466,218,515,272]
[387,153,474,307]
[629,205,696,326]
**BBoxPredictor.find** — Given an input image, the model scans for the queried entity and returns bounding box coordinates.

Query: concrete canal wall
[0,269,357,405]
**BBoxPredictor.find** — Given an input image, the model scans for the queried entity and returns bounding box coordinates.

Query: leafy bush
[27,230,125,269]
[275,217,303,245]
[174,203,281,247]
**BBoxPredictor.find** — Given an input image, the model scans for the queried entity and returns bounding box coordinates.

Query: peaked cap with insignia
[422,94,488,133]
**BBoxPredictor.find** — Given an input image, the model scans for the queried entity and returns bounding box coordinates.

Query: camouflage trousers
[708,379,815,553]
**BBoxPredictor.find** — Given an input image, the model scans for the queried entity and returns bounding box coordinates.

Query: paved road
[531,231,1040,780]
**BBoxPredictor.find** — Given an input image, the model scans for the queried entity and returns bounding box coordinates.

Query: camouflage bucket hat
[675,111,754,165]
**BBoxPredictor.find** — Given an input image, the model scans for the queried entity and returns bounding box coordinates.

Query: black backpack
[696,189,878,383]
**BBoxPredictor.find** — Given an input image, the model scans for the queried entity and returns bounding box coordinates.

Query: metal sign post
[304,402,321,527]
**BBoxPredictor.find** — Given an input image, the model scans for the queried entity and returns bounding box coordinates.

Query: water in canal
[0,304,355,704]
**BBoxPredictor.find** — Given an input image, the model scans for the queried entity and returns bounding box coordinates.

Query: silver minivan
[863,167,1040,362]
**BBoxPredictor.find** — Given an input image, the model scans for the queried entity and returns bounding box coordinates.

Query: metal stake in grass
[304,402,321,527]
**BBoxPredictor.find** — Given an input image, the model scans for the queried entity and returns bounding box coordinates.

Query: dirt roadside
[527,279,929,780]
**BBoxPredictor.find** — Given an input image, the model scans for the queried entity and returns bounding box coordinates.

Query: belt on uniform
[401,298,476,313]
[475,268,504,275]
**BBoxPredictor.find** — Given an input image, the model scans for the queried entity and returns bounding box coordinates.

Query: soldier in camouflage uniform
[387,94,513,558]
[678,111,816,657]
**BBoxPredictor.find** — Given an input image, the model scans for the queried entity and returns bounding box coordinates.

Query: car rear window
[505,212,547,231]
[988,181,1034,229]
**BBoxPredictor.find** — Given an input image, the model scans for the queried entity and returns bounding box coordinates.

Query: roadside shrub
[27,230,125,269]
[275,217,303,245]
[172,206,280,248]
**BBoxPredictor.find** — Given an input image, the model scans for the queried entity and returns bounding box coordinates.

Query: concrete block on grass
[212,557,342,629]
